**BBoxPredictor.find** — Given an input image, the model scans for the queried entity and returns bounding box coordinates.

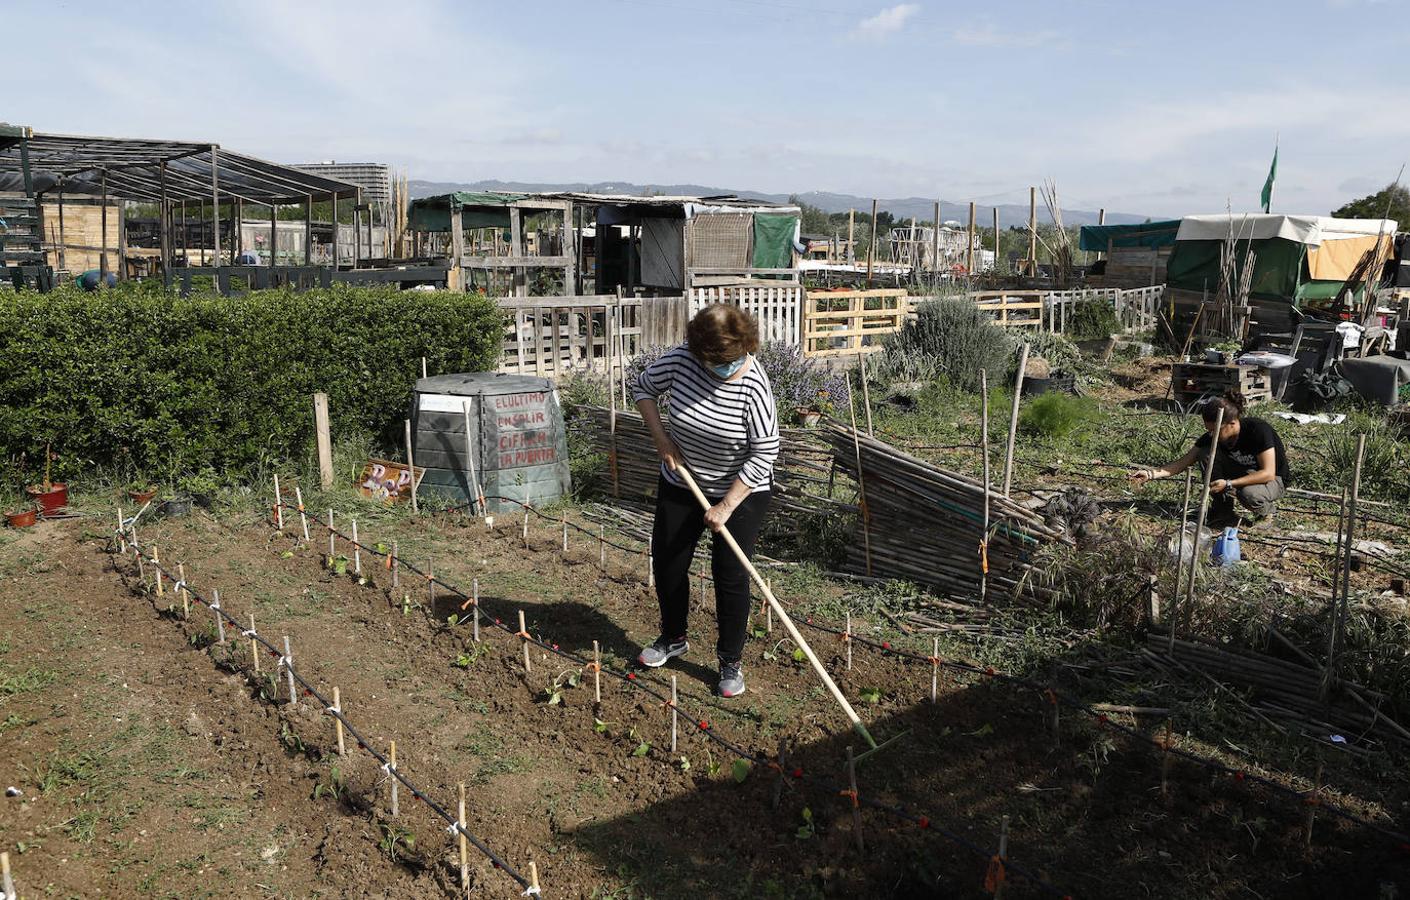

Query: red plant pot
[128,488,158,504]
[25,483,68,515]
[6,508,38,528]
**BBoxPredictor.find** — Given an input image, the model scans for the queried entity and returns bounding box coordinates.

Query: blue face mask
[711,357,746,379]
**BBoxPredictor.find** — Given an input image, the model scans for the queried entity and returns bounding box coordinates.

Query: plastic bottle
[1211,527,1241,566]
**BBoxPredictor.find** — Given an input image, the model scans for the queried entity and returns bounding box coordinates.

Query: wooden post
[845,611,853,671]
[269,203,278,267]
[458,782,469,891]
[115,505,125,552]
[845,746,864,852]
[273,474,284,530]
[562,512,568,552]
[932,200,941,277]
[1027,187,1037,276]
[472,578,480,642]
[856,352,873,436]
[980,370,991,605]
[313,392,334,490]
[1170,405,1224,653]
[1,850,14,900]
[599,525,606,568]
[593,640,602,705]
[967,201,976,276]
[152,546,164,596]
[282,636,296,706]
[519,610,531,673]
[847,208,856,264]
[388,741,399,816]
[305,195,313,265]
[529,862,540,897]
[178,562,190,619]
[405,419,419,514]
[211,589,225,644]
[846,379,873,576]
[352,519,361,576]
[249,612,259,673]
[332,686,345,756]
[295,486,310,542]
[992,205,1000,274]
[765,578,773,633]
[1002,342,1029,496]
[100,171,110,283]
[866,200,877,287]
[211,148,221,264]
[670,675,679,753]
[931,637,939,702]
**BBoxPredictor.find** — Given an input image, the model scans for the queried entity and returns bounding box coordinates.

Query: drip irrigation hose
[274,500,1075,898]
[111,531,534,894]
[419,496,1410,851]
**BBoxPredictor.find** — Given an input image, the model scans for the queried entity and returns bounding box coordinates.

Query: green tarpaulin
[407,192,528,232]
[1165,237,1306,301]
[751,213,797,269]
[1078,220,1180,253]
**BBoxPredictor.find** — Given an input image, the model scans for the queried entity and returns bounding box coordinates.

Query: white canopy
[1175,214,1396,246]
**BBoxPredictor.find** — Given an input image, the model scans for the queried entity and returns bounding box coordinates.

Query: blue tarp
[1078,220,1181,253]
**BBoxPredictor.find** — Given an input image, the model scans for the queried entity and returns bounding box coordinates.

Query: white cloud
[952,22,1063,49]
[853,4,919,41]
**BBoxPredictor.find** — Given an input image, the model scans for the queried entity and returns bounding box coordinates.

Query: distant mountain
[408,179,1152,229]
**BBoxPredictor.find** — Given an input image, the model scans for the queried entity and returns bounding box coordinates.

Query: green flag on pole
[1261,144,1278,213]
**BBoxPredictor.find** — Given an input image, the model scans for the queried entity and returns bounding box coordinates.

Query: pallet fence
[801,289,910,358]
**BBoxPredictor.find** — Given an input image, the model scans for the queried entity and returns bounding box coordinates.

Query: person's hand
[655,437,683,471]
[703,500,735,533]
[1128,468,1155,487]
[1210,479,1229,495]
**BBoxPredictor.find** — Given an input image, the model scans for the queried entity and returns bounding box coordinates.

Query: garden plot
[2,501,1405,899]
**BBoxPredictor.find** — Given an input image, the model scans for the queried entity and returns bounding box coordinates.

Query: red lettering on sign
[497,430,550,451]
[491,392,547,411]
[499,448,559,468]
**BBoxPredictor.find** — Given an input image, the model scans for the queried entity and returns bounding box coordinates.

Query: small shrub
[1068,297,1120,340]
[874,297,1015,392]
[1019,331,1083,378]
[1019,392,1099,439]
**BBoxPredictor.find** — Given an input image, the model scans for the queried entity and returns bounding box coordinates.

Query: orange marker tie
[983,855,1006,893]
[838,788,859,808]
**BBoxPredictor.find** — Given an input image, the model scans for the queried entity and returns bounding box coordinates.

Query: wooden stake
[249,612,259,673]
[1325,436,1366,698]
[327,509,335,561]
[592,639,602,704]
[670,675,678,753]
[522,503,530,546]
[845,611,853,670]
[458,782,469,891]
[1002,343,1028,496]
[421,355,428,379]
[313,392,334,490]
[135,533,146,585]
[647,535,655,588]
[389,741,399,816]
[1159,720,1172,798]
[562,512,568,552]
[211,589,225,643]
[294,486,310,542]
[352,519,361,576]
[765,578,772,633]
[931,638,939,702]
[519,610,531,673]
[274,474,284,530]
[332,686,345,756]
[1,850,14,900]
[980,369,991,605]
[1171,469,1195,626]
[153,546,164,596]
[472,579,480,642]
[178,562,189,619]
[528,861,540,896]
[1170,404,1224,653]
[599,525,606,567]
[856,353,873,436]
[391,540,399,588]
[428,558,435,605]
[846,378,873,576]
[405,419,419,514]
[116,505,126,552]
[282,636,296,706]
[994,815,1011,900]
[845,746,864,852]
[1304,759,1323,848]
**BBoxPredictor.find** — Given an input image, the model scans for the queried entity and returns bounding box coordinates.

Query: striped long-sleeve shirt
[631,344,780,496]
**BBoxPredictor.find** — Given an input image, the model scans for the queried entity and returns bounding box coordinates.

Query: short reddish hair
[687,304,760,365]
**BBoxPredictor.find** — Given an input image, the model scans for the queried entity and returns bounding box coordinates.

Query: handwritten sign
[356,458,425,504]
[491,392,559,469]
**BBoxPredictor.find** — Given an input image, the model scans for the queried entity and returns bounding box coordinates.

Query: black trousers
[651,477,771,663]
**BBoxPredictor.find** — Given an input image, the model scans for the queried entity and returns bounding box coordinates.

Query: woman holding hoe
[631,304,780,697]
[1129,391,1290,526]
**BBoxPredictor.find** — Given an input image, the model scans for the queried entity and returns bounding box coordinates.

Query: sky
[9,0,1409,218]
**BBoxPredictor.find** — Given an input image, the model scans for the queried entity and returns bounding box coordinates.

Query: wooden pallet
[1171,362,1271,405]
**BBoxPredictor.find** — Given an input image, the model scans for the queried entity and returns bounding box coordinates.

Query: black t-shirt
[1194,417,1290,483]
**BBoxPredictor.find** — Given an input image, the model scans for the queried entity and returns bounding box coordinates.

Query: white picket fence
[689,283,803,345]
[1042,285,1163,335]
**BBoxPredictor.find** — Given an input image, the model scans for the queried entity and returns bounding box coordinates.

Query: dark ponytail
[1201,390,1245,424]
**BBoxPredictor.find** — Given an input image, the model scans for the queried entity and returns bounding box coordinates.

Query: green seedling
[677,755,691,772]
[791,648,805,663]
[447,613,460,627]
[280,550,294,560]
[374,541,391,555]
[378,823,415,860]
[544,668,582,705]
[328,554,349,575]
[731,758,751,783]
[859,687,882,705]
[631,741,651,757]
[593,718,610,734]
[400,594,418,616]
[795,807,815,840]
[454,644,488,669]
[279,723,306,754]
[311,765,345,801]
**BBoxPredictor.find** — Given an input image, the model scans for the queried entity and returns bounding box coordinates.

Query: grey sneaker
[637,636,688,668]
[718,658,745,698]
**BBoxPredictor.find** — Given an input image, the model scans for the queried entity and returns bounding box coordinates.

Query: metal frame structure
[0,128,358,284]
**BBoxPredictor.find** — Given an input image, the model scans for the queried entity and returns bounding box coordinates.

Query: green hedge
[0,284,504,481]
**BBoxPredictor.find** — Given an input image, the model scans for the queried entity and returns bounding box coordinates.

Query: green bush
[1019,392,1099,439]
[873,297,1015,392]
[1068,298,1120,340]
[0,283,504,482]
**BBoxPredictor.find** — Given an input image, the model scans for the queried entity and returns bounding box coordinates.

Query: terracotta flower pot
[25,483,68,515]
[6,508,38,528]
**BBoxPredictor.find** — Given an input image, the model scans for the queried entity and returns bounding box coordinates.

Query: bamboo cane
[980,369,991,605]
[673,464,877,748]
[846,380,874,576]
[1002,342,1028,496]
[458,782,469,891]
[332,686,345,756]
[1169,405,1223,653]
